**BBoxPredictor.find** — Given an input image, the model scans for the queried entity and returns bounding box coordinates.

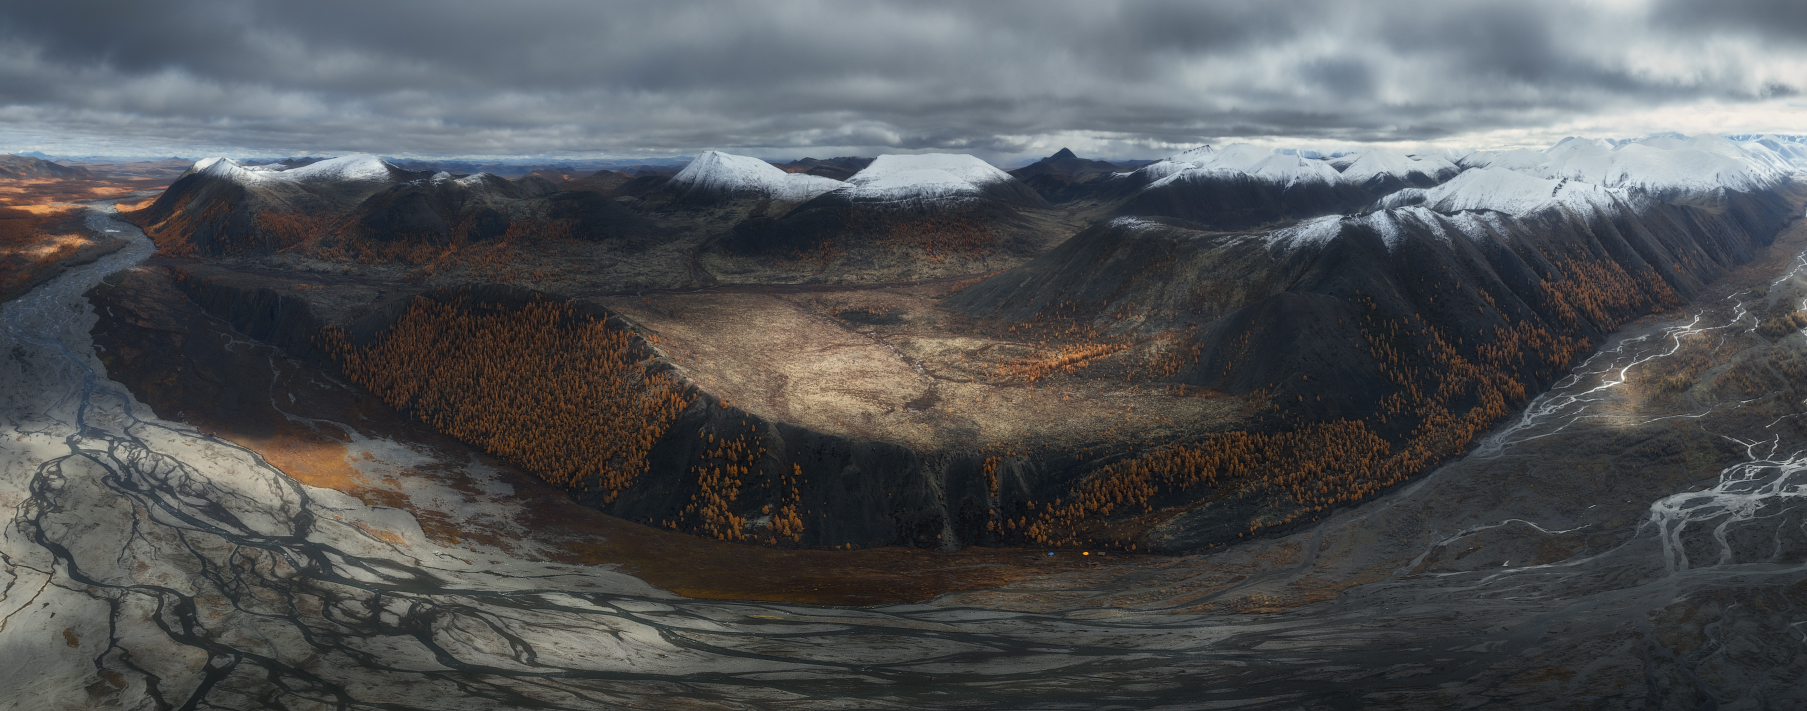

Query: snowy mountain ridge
[667,150,843,202]
[1372,167,1626,218]
[1138,144,1347,190]
[839,153,1017,203]
[1338,149,1460,189]
[1459,134,1806,198]
[187,154,399,185]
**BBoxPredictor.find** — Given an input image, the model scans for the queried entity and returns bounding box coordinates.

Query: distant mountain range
[0,154,93,179]
[124,133,1807,267]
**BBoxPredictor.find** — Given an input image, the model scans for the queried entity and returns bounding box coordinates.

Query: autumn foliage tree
[319,295,691,503]
[1006,254,1685,548]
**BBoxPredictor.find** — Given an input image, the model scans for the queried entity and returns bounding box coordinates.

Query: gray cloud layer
[1,0,1803,161]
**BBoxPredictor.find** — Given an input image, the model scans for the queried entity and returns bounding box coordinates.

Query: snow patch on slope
[1266,215,1344,249]
[1265,208,1449,252]
[1106,216,1172,233]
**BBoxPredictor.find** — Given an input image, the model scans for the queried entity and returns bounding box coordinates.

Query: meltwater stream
[0,205,1802,709]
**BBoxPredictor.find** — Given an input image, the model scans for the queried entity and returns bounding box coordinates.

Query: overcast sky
[1,0,1803,163]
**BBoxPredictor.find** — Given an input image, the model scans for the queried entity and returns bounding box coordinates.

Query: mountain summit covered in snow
[838,153,1046,207]
[663,150,843,204]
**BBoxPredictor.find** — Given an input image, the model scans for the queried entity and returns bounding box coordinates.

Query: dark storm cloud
[0,0,1801,160]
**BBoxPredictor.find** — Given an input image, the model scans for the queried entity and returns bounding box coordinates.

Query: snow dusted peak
[1123,145,1226,183]
[1411,147,1472,164]
[1375,167,1622,217]
[1471,147,1551,173]
[1141,145,1346,192]
[1340,149,1458,189]
[188,154,399,186]
[190,156,248,180]
[1745,135,1807,169]
[852,153,1011,187]
[1127,160,1194,182]
[843,153,1014,203]
[1167,145,1216,165]
[1343,150,1424,178]
[430,171,453,182]
[280,154,395,183]
[1546,136,1616,160]
[668,150,841,202]
[1627,132,1693,149]
[1528,134,1795,197]
[188,156,290,180]
[1245,153,1344,187]
[672,150,788,185]
[1460,134,1800,199]
[1201,144,1278,172]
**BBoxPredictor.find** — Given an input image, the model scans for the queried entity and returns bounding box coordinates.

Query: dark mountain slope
[1007,148,1126,203]
[949,180,1805,549]
[771,156,873,181]
[305,173,653,262]
[1112,167,1376,230]
[127,155,429,257]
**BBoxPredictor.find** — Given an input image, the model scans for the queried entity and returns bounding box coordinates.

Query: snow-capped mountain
[839,153,1028,204]
[1337,149,1460,192]
[664,150,843,203]
[1112,144,1372,229]
[1372,167,1622,217]
[1129,144,1350,191]
[1126,144,1217,178]
[1746,135,1807,167]
[714,152,1051,271]
[133,155,430,257]
[1456,134,1803,199]
[182,154,406,185]
[1410,147,1473,165]
[1120,145,1230,183]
